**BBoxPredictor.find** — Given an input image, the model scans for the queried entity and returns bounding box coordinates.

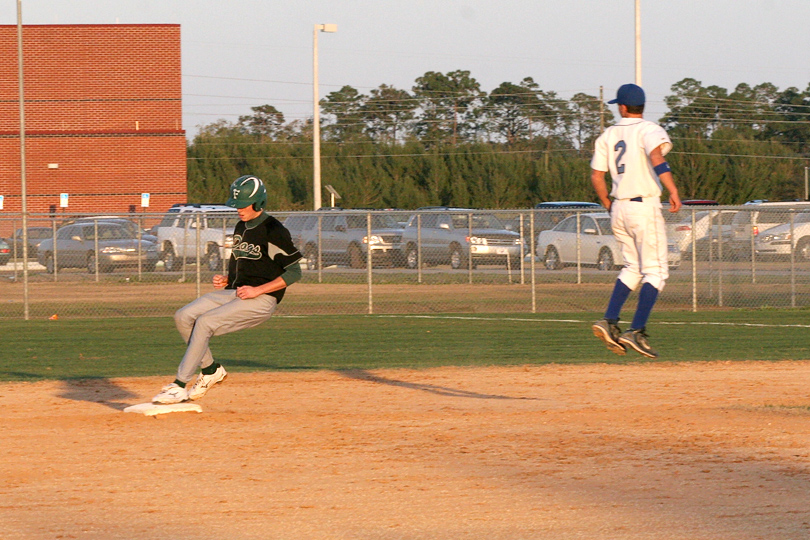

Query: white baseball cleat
[152,382,189,404]
[187,365,228,401]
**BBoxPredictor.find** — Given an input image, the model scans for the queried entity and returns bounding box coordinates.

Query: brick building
[0,24,186,223]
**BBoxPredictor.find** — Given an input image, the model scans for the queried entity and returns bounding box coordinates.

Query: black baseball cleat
[591,319,626,356]
[618,329,658,358]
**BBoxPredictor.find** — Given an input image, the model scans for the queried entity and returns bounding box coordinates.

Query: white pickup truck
[155,204,239,272]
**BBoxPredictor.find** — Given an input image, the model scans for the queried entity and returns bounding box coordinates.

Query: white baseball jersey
[590,118,672,200]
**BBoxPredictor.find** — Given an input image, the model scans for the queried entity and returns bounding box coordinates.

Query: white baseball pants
[611,198,669,292]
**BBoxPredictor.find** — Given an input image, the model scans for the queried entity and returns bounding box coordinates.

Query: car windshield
[98,225,129,240]
[371,214,400,229]
[450,214,504,229]
[794,213,810,224]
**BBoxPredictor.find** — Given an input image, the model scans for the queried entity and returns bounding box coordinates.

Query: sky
[3,0,810,137]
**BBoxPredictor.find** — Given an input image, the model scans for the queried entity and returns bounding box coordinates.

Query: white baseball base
[123,402,203,416]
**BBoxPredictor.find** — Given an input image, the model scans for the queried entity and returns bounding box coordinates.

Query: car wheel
[45,253,55,274]
[449,244,464,270]
[348,244,365,269]
[304,245,318,271]
[797,238,810,262]
[597,249,614,271]
[163,246,182,271]
[405,244,419,269]
[87,253,97,274]
[544,246,562,270]
[206,245,222,272]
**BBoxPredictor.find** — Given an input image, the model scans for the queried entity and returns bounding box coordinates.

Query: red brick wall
[0,24,186,225]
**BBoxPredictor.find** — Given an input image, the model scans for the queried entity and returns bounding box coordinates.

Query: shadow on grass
[221,358,322,371]
[57,378,139,411]
[339,369,540,401]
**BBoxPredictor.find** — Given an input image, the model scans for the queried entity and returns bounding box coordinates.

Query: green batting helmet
[226,175,267,211]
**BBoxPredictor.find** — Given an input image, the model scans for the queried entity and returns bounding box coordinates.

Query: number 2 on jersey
[614,140,626,174]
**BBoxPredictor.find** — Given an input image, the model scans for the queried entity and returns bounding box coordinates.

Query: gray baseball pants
[174,289,278,383]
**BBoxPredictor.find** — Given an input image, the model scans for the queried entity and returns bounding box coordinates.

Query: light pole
[17,0,29,320]
[635,0,642,85]
[313,23,337,210]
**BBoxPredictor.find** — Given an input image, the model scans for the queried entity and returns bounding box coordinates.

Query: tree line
[186,74,810,209]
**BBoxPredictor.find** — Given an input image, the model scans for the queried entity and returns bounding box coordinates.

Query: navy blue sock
[631,283,659,330]
[604,280,632,321]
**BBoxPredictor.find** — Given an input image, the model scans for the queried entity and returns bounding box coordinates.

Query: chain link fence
[1,204,809,319]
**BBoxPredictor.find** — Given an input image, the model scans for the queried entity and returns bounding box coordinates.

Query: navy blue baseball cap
[608,83,645,106]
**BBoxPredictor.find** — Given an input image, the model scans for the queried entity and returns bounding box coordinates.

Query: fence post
[182,218,189,282]
[11,217,17,282]
[519,213,525,285]
[137,214,143,281]
[468,212,473,284]
[417,213,422,284]
[530,211,536,314]
[750,215,756,284]
[195,213,201,298]
[367,212,373,315]
[52,218,58,283]
[717,210,724,307]
[94,219,99,282]
[222,217,228,273]
[790,212,796,308]
[691,209,697,312]
[317,214,323,284]
[577,210,582,285]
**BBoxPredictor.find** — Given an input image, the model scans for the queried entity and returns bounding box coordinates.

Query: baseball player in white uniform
[590,84,682,358]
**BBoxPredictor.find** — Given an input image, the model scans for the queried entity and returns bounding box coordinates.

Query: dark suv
[400,207,523,269]
[299,210,405,269]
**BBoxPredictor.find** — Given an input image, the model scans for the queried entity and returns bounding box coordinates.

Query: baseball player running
[590,83,681,358]
[153,175,303,403]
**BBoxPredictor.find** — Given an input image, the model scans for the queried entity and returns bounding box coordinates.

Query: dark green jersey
[227,213,302,303]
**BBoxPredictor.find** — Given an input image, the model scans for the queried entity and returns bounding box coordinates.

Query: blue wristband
[653,161,671,176]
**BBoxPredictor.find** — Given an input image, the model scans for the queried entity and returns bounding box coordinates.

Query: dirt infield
[3,362,810,539]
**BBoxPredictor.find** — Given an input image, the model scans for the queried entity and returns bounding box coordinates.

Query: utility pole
[17,0,29,320]
[635,0,642,85]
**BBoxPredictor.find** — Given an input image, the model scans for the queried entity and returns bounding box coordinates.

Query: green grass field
[1,310,808,382]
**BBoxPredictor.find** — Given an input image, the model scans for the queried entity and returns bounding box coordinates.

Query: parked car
[537,212,681,271]
[728,201,810,258]
[37,221,159,273]
[0,238,10,265]
[669,210,737,259]
[533,201,604,234]
[66,217,157,244]
[156,204,239,271]
[400,208,523,269]
[754,212,810,260]
[299,209,404,269]
[6,226,53,258]
[283,213,318,253]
